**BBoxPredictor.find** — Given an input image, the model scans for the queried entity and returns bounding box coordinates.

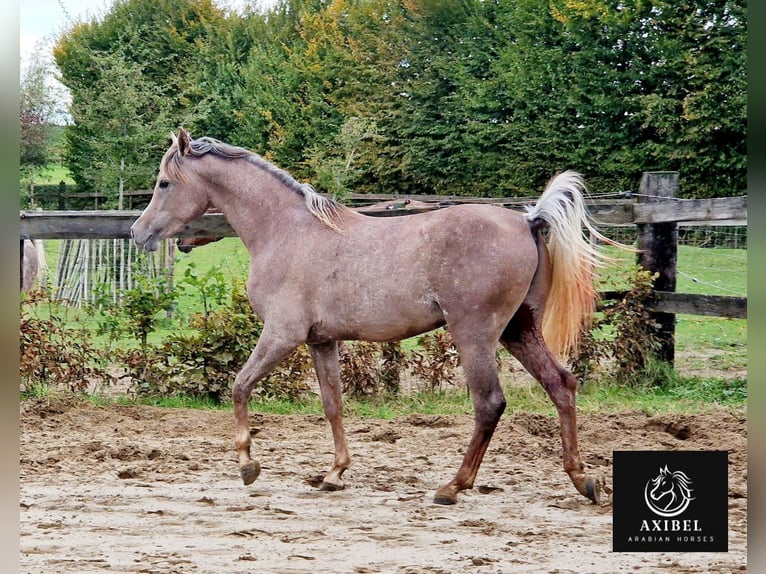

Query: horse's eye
[158,180,170,190]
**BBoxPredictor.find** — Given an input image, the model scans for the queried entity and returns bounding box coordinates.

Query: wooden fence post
[636,171,679,364]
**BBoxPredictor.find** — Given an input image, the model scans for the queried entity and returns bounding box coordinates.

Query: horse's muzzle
[130,221,160,252]
[176,241,193,253]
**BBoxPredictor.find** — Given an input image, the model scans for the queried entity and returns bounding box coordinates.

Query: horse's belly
[325,291,445,343]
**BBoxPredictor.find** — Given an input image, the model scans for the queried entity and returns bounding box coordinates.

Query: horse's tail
[524,171,623,358]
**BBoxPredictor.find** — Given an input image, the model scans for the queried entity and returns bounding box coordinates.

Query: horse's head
[131,128,211,252]
[647,466,694,514]
[649,466,676,502]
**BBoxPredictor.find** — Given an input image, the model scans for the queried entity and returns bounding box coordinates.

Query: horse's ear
[177,127,191,156]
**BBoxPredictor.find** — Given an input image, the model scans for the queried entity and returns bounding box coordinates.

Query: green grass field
[33,163,76,186]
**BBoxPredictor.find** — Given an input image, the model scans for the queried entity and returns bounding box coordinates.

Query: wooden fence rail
[19,195,746,239]
[20,184,747,364]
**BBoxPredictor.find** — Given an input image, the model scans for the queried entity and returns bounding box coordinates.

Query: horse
[176,235,223,253]
[20,239,45,293]
[645,465,695,517]
[131,128,624,505]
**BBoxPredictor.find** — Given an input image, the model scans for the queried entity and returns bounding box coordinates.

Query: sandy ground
[19,395,746,573]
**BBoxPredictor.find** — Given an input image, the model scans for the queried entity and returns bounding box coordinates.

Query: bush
[571,267,662,385]
[125,278,312,402]
[339,341,406,396]
[410,330,461,392]
[20,290,115,394]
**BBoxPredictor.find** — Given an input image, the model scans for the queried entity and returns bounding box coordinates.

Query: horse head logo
[644,465,695,517]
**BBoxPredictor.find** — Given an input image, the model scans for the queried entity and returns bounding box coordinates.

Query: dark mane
[162,135,346,230]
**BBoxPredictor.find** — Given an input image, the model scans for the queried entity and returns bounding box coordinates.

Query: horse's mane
[162,136,346,231]
[654,466,694,499]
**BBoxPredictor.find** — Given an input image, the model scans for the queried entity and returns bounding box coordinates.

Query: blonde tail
[524,171,620,359]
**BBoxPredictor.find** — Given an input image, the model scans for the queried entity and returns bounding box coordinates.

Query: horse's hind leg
[434,338,506,505]
[501,305,601,503]
[308,341,351,491]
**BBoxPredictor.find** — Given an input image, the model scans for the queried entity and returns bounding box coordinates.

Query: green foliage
[117,270,178,350]
[53,0,227,199]
[572,266,662,385]
[92,370,746,416]
[577,370,746,413]
[124,277,313,402]
[20,291,115,394]
[656,374,747,405]
[20,47,67,208]
[50,0,744,199]
[61,50,173,206]
[179,262,228,318]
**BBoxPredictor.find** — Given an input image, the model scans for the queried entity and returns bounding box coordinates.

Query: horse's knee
[561,368,578,392]
[232,379,252,405]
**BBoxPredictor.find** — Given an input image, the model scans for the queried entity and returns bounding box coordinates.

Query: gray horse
[20,240,44,293]
[132,128,624,505]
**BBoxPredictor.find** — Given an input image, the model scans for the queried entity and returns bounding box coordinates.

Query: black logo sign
[613,451,728,552]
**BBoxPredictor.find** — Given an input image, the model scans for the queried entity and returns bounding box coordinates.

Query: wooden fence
[20,172,747,363]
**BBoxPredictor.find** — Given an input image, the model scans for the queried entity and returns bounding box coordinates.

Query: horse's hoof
[584,477,601,504]
[433,488,458,505]
[319,480,345,492]
[240,461,261,485]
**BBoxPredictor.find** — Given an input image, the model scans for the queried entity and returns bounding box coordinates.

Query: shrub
[125,278,312,402]
[571,267,662,385]
[410,330,461,392]
[339,341,408,396]
[20,290,114,394]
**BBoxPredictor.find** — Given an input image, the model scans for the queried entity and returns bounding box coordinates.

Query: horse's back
[374,202,536,267]
[411,204,539,318]
[338,204,540,335]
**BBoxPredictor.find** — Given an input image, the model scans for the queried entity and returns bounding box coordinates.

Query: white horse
[20,239,46,293]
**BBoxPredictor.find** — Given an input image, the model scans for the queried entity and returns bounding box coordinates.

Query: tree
[49,0,746,200]
[53,0,228,200]
[20,44,67,207]
[64,50,172,208]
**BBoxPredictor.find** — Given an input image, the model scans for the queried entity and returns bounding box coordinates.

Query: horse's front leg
[308,341,351,491]
[233,329,299,485]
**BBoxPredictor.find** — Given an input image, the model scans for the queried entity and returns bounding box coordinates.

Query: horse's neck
[209,169,309,248]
